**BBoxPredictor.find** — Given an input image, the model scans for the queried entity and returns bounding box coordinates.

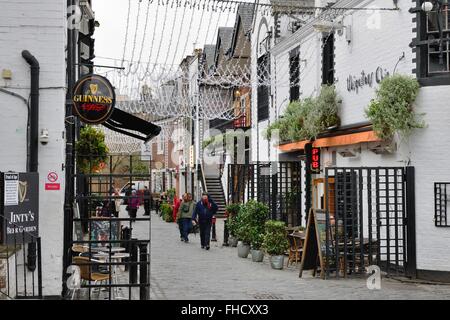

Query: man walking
[143,186,151,216]
[192,193,218,250]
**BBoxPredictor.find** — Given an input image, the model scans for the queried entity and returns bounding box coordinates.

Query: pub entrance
[315,166,417,278]
[67,154,152,300]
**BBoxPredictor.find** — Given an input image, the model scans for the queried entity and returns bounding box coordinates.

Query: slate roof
[237,3,255,35]
[203,44,216,71]
[217,27,234,55]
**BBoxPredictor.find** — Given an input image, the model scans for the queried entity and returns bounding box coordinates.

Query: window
[435,182,450,227]
[322,33,335,85]
[289,47,300,102]
[257,53,270,122]
[415,1,450,85]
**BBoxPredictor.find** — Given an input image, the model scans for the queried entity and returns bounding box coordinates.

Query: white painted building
[0,0,67,296]
[250,0,450,280]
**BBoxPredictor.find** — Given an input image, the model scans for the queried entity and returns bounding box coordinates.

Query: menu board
[299,209,334,279]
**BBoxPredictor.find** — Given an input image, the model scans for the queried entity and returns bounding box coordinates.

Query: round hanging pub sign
[72,74,116,124]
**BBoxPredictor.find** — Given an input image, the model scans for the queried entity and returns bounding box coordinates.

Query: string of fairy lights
[94,0,399,152]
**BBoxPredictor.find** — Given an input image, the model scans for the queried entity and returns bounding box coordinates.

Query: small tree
[76,126,109,174]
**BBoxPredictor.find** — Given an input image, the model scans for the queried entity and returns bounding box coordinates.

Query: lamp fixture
[79,0,95,20]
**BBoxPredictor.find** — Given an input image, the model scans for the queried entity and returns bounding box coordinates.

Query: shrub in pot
[246,200,269,262]
[235,204,253,258]
[262,220,289,270]
[225,204,241,247]
[160,203,173,223]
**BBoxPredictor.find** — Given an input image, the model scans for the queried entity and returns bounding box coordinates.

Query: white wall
[271,0,450,273]
[0,0,66,295]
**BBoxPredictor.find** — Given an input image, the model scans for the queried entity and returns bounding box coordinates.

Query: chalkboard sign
[89,218,121,248]
[299,209,334,279]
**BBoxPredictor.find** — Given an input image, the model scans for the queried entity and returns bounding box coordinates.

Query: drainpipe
[22,50,40,173]
[22,50,39,273]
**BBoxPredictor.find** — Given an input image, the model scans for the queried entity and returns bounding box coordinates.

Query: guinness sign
[72,74,116,124]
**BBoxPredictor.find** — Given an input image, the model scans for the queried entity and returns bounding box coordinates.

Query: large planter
[251,249,264,262]
[228,236,238,247]
[237,242,251,258]
[269,255,285,270]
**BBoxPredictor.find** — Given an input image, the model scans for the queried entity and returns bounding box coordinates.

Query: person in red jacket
[172,195,181,223]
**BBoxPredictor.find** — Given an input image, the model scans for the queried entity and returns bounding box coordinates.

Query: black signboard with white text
[1,172,39,245]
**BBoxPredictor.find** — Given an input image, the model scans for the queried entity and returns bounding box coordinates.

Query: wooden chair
[72,256,111,300]
[287,233,303,267]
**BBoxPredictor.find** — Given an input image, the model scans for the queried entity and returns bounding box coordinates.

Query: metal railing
[323,167,416,278]
[0,214,42,299]
[228,162,303,227]
[435,182,450,227]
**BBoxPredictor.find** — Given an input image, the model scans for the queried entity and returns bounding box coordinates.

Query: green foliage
[226,203,241,217]
[76,126,109,174]
[160,202,173,222]
[234,200,269,248]
[166,188,176,201]
[262,220,289,256]
[264,85,341,143]
[365,74,424,140]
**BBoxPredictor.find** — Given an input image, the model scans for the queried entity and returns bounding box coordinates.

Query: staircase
[205,177,226,217]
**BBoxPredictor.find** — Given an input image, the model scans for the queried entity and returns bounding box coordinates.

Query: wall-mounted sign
[2,172,39,245]
[347,67,390,93]
[45,171,60,191]
[4,173,19,206]
[72,74,116,124]
[306,145,321,174]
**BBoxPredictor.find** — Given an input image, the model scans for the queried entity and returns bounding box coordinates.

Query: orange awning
[278,130,381,152]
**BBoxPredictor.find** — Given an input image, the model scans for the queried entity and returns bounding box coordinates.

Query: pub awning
[103,109,161,143]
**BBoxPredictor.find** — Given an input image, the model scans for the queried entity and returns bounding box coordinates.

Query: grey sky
[92,0,244,68]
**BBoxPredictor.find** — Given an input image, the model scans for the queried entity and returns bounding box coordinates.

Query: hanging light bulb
[421,1,434,12]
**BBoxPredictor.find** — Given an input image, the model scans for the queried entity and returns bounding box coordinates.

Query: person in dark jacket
[192,192,218,250]
[143,186,151,216]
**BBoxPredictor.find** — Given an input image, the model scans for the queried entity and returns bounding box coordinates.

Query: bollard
[139,243,149,300]
[121,227,132,271]
[129,238,138,284]
[223,218,229,246]
[211,217,217,242]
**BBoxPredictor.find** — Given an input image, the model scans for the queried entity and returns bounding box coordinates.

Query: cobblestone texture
[144,212,450,300]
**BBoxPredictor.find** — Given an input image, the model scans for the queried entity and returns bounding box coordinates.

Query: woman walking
[127,190,140,221]
[177,193,195,242]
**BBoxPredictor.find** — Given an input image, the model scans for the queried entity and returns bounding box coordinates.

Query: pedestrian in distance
[143,186,151,216]
[177,193,195,243]
[127,190,140,222]
[192,192,218,250]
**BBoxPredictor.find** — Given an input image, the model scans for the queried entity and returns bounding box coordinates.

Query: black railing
[67,154,152,300]
[0,214,42,299]
[323,167,415,278]
[435,182,450,227]
[228,162,302,227]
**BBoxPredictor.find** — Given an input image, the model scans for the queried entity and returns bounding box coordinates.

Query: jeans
[199,220,212,247]
[179,218,191,241]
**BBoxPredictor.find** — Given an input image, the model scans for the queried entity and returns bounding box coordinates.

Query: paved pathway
[145,212,450,300]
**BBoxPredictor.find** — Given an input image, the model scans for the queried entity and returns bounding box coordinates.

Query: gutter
[22,50,40,173]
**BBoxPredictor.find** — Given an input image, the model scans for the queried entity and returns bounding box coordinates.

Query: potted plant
[262,220,289,270]
[160,202,173,223]
[246,200,269,263]
[225,204,241,247]
[365,74,424,141]
[236,207,252,258]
